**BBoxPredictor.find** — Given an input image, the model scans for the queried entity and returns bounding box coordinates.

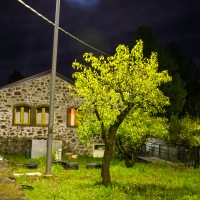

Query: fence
[138,143,200,167]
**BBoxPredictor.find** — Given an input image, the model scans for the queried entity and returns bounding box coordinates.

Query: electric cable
[17,0,110,56]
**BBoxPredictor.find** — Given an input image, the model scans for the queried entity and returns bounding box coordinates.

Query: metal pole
[46,0,60,175]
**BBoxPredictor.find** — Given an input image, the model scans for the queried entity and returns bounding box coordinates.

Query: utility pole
[46,0,60,176]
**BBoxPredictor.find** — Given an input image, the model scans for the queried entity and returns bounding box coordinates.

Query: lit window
[36,107,49,125]
[14,106,30,125]
[67,108,79,127]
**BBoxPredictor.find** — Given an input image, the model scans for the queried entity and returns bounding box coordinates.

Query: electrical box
[31,139,62,158]
[93,143,105,158]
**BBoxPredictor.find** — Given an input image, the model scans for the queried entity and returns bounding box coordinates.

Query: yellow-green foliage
[72,40,171,142]
[117,109,169,149]
[169,114,200,147]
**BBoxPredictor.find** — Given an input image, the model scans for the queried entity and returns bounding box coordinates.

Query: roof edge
[0,70,74,90]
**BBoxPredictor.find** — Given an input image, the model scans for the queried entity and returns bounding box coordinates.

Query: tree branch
[94,105,107,142]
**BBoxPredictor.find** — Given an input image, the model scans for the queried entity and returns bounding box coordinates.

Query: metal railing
[138,144,178,163]
[138,144,200,167]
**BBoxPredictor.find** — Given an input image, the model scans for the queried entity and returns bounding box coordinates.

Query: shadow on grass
[93,181,199,199]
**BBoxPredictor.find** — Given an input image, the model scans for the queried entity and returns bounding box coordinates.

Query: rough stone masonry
[0,71,103,155]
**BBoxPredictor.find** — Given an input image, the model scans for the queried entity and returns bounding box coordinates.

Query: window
[14,106,30,125]
[67,108,79,127]
[36,107,49,125]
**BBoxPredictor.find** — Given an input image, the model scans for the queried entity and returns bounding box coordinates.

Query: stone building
[0,71,102,156]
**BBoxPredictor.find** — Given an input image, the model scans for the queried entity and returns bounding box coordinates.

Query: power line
[17,0,110,56]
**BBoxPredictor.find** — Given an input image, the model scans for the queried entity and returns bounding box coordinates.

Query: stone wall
[0,136,30,155]
[0,72,103,155]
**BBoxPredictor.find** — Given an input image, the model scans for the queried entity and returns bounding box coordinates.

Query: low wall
[0,136,103,157]
[0,136,30,155]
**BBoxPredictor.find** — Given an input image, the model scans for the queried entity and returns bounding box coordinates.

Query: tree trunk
[124,150,138,168]
[115,135,141,168]
[195,147,199,168]
[101,128,116,187]
[185,146,191,167]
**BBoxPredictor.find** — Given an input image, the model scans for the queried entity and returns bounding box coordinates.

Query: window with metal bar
[36,107,49,125]
[14,106,30,125]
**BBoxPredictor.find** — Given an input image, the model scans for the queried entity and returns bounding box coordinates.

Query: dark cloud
[0,0,200,86]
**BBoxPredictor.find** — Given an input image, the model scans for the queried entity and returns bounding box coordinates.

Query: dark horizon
[0,0,200,86]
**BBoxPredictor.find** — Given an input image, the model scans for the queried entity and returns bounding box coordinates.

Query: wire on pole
[17,0,110,56]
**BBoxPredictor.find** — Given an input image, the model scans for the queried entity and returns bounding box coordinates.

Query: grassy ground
[3,154,200,200]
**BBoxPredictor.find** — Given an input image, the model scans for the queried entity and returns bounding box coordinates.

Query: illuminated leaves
[169,114,200,147]
[72,40,171,142]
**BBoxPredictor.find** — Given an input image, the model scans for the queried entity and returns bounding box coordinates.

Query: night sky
[0,0,200,86]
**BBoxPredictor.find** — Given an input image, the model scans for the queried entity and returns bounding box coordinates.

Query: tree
[132,25,158,58]
[133,26,187,117]
[167,41,199,116]
[159,73,187,117]
[72,40,171,186]
[169,114,200,167]
[7,70,24,84]
[116,109,169,168]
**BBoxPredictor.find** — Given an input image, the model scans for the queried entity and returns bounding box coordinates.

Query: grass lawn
[3,154,200,200]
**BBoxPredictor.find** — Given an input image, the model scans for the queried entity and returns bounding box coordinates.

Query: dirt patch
[0,160,26,200]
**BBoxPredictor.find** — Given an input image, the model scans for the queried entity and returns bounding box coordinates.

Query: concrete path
[138,156,187,169]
